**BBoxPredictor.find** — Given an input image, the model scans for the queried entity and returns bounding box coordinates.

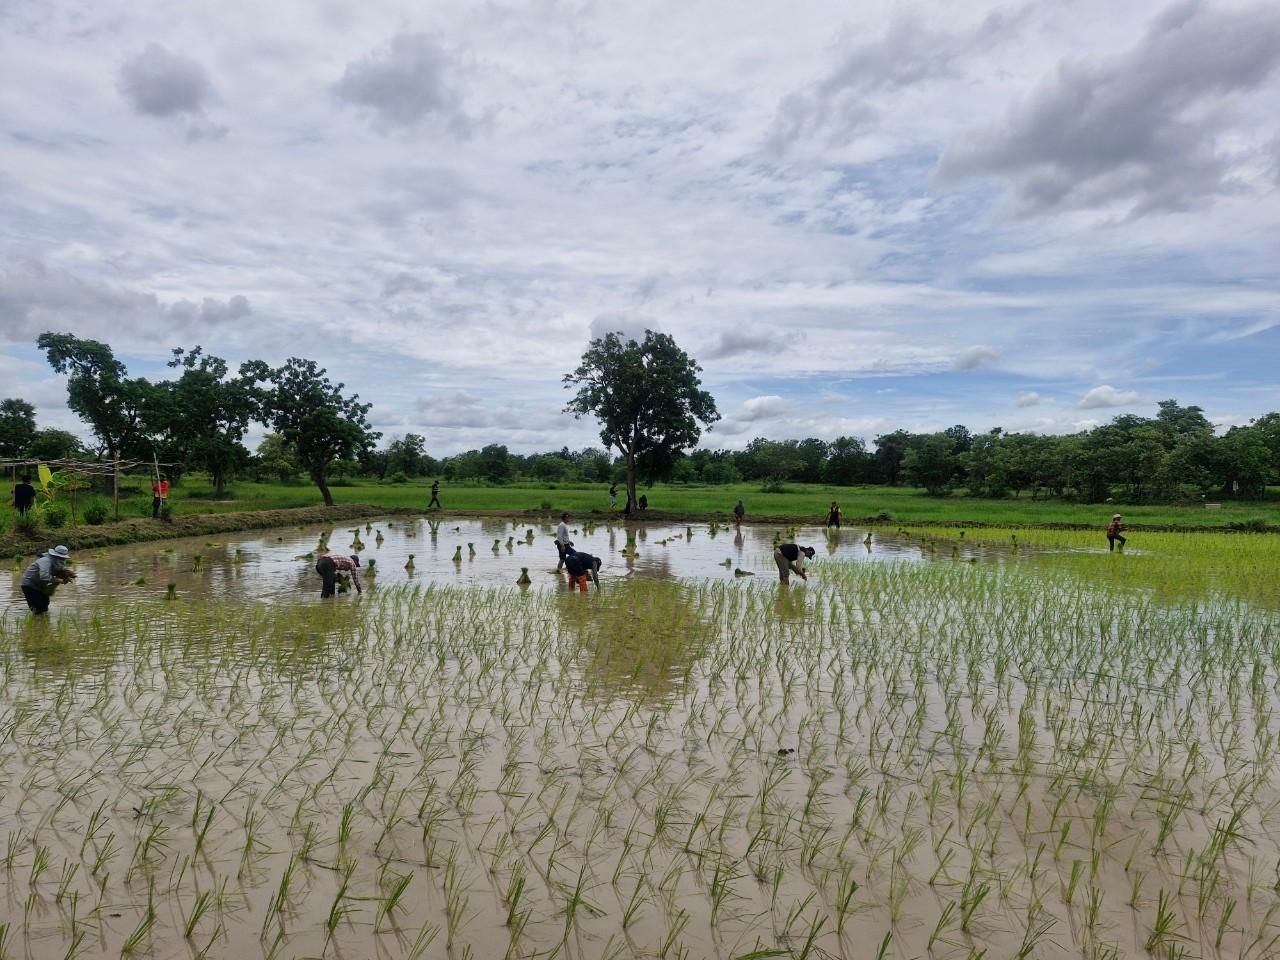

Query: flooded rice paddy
[3,518,1280,959]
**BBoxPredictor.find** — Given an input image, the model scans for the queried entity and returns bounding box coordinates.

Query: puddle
[1,516,991,615]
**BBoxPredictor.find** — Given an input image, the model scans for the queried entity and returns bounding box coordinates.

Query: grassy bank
[0,503,412,559]
[4,478,1277,552]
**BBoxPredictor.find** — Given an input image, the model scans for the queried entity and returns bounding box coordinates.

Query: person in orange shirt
[151,476,169,519]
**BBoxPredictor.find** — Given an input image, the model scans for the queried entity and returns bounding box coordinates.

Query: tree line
[5,331,1279,507]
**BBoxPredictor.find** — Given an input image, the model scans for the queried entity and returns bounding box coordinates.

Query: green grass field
[15,476,1268,530]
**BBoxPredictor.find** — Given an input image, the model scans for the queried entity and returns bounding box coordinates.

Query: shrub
[83,500,110,525]
[159,502,173,523]
[42,503,69,529]
[539,500,553,511]
[1228,517,1269,532]
[876,510,892,521]
[387,471,410,484]
[13,510,39,537]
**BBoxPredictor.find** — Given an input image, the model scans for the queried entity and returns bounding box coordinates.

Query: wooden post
[113,457,120,521]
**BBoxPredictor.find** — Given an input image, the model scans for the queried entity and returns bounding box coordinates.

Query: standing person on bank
[555,513,572,570]
[13,475,36,516]
[1106,514,1127,552]
[733,499,745,524]
[564,547,602,592]
[773,542,815,584]
[151,475,169,519]
[608,482,618,510]
[428,480,442,509]
[19,545,75,615]
[316,552,362,598]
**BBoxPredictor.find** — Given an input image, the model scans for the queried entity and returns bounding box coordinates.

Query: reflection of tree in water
[558,580,714,704]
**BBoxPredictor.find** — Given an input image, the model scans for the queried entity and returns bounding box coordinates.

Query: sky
[2,0,1278,456]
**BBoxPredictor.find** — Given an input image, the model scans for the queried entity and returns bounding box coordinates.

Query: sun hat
[50,545,70,559]
[1113,514,1121,519]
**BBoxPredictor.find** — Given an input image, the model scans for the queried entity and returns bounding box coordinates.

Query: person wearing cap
[555,513,571,570]
[316,551,362,598]
[563,547,602,592]
[1106,514,1126,552]
[19,545,75,615]
[774,542,816,584]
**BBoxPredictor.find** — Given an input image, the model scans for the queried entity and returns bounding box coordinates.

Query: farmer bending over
[773,542,815,584]
[564,548,602,592]
[316,552,362,598]
[1106,514,1126,552]
[20,545,75,615]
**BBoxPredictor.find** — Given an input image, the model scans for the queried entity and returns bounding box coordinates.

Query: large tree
[564,330,718,513]
[242,358,379,506]
[0,398,37,459]
[37,332,154,461]
[152,346,256,496]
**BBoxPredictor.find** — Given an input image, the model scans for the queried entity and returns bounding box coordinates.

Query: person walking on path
[1107,514,1126,552]
[825,501,842,529]
[428,480,442,510]
[733,499,745,524]
[151,475,170,519]
[608,482,618,510]
[555,513,572,570]
[316,552,362,598]
[773,542,815,584]
[564,547,602,592]
[12,475,36,516]
[19,545,75,615]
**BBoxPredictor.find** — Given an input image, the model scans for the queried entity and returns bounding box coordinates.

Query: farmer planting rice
[563,547,602,592]
[773,541,816,584]
[316,552,362,598]
[18,544,75,614]
[1107,513,1127,552]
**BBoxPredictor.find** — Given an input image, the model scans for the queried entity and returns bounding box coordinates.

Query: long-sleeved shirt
[555,521,570,545]
[20,554,70,591]
[564,551,599,578]
[323,554,362,590]
[13,483,35,510]
[778,543,807,574]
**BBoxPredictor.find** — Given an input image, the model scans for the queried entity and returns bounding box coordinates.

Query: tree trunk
[213,471,227,498]
[315,471,334,507]
[624,452,638,516]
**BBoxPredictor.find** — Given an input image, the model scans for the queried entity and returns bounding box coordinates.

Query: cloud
[383,272,433,297]
[739,395,792,422]
[937,2,1280,216]
[588,314,657,344]
[954,345,999,371]
[0,259,250,346]
[1079,385,1140,409]
[1015,391,1041,407]
[415,390,491,428]
[704,328,791,360]
[118,43,215,118]
[334,33,471,134]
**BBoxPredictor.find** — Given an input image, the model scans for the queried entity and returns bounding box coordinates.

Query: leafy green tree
[902,433,957,495]
[563,331,718,513]
[27,429,86,462]
[151,347,255,495]
[242,358,379,506]
[823,436,870,485]
[386,433,430,478]
[255,434,301,483]
[1217,427,1271,498]
[0,398,37,458]
[477,443,512,483]
[37,332,155,460]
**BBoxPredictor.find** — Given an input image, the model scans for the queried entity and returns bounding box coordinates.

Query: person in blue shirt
[563,548,601,592]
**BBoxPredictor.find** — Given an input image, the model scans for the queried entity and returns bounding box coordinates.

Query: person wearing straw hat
[1106,514,1126,552]
[19,545,75,615]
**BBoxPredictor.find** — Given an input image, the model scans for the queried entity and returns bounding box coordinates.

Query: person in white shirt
[555,513,571,570]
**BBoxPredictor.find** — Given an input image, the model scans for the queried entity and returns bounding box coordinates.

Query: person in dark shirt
[638,494,648,512]
[13,476,36,515]
[825,501,841,529]
[773,542,815,584]
[608,483,618,510]
[563,548,601,592]
[428,480,442,509]
[733,499,745,523]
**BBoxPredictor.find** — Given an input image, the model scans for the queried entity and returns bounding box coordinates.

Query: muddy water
[1,516,990,614]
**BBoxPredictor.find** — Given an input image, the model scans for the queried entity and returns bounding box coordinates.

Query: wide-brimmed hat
[1112,514,1122,519]
[50,545,70,559]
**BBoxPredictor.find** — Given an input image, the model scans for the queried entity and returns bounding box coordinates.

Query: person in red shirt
[1106,514,1126,552]
[151,476,170,519]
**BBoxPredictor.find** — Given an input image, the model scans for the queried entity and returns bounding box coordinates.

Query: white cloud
[588,314,657,344]
[118,43,215,118]
[738,395,792,422]
[334,33,472,135]
[703,328,791,360]
[1079,385,1140,409]
[954,345,999,371]
[1015,391,1041,407]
